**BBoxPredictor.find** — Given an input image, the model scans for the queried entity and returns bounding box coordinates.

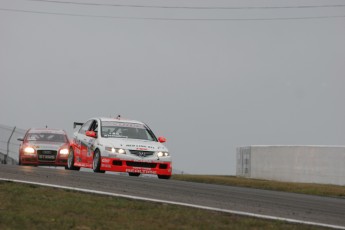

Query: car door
[85,120,98,165]
[76,120,93,164]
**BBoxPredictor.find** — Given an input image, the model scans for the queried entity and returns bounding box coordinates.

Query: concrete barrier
[236,146,345,186]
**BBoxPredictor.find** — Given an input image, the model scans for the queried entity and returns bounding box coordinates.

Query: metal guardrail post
[4,126,16,164]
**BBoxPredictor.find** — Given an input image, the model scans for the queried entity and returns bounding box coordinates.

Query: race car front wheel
[93,149,105,173]
[67,147,80,171]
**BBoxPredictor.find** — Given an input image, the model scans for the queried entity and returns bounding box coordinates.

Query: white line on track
[1,178,344,230]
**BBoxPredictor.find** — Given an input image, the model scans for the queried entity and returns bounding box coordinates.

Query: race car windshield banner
[102,121,145,129]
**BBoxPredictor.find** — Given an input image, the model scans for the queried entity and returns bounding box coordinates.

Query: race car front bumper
[20,155,68,166]
[100,157,172,176]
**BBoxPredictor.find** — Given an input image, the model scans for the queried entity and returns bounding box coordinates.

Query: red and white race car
[18,128,70,167]
[66,117,172,179]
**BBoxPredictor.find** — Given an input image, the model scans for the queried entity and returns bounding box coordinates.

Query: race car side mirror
[17,137,24,141]
[86,131,97,138]
[158,136,166,143]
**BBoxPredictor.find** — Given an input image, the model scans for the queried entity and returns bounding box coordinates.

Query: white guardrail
[0,124,26,164]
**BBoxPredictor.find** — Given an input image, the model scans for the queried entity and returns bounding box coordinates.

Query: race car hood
[100,138,168,152]
[26,141,67,150]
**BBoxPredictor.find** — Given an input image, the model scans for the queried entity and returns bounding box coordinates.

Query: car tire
[18,157,22,166]
[67,147,80,171]
[93,149,105,173]
[128,173,140,177]
[158,175,171,179]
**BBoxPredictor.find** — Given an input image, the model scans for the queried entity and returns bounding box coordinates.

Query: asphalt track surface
[1,164,345,228]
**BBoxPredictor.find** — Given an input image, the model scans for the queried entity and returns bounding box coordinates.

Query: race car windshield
[101,122,155,141]
[26,133,67,143]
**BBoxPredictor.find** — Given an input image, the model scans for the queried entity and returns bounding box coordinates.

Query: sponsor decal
[126,169,157,174]
[87,148,92,157]
[101,164,111,168]
[29,130,65,134]
[102,121,145,129]
[102,158,110,163]
[126,159,155,163]
[38,155,55,160]
[75,139,81,146]
[126,145,154,149]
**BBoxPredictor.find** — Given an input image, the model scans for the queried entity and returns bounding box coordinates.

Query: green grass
[0,182,328,230]
[172,175,345,197]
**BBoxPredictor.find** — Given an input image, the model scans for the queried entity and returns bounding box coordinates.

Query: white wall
[237,146,345,186]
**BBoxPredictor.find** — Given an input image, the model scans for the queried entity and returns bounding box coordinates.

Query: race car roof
[28,128,66,134]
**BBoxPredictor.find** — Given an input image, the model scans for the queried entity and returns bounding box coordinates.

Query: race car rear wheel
[93,149,105,173]
[128,173,140,177]
[67,147,80,171]
[158,175,171,179]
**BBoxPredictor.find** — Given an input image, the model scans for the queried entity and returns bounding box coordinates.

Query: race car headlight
[157,152,169,157]
[117,148,126,154]
[24,147,35,154]
[105,147,126,154]
[105,147,115,153]
[59,148,69,155]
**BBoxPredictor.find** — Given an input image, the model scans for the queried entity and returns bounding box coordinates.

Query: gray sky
[1,0,345,174]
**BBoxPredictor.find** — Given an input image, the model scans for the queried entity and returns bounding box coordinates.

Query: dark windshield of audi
[26,133,68,143]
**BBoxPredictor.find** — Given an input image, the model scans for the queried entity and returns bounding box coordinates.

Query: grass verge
[0,181,328,230]
[172,175,345,198]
